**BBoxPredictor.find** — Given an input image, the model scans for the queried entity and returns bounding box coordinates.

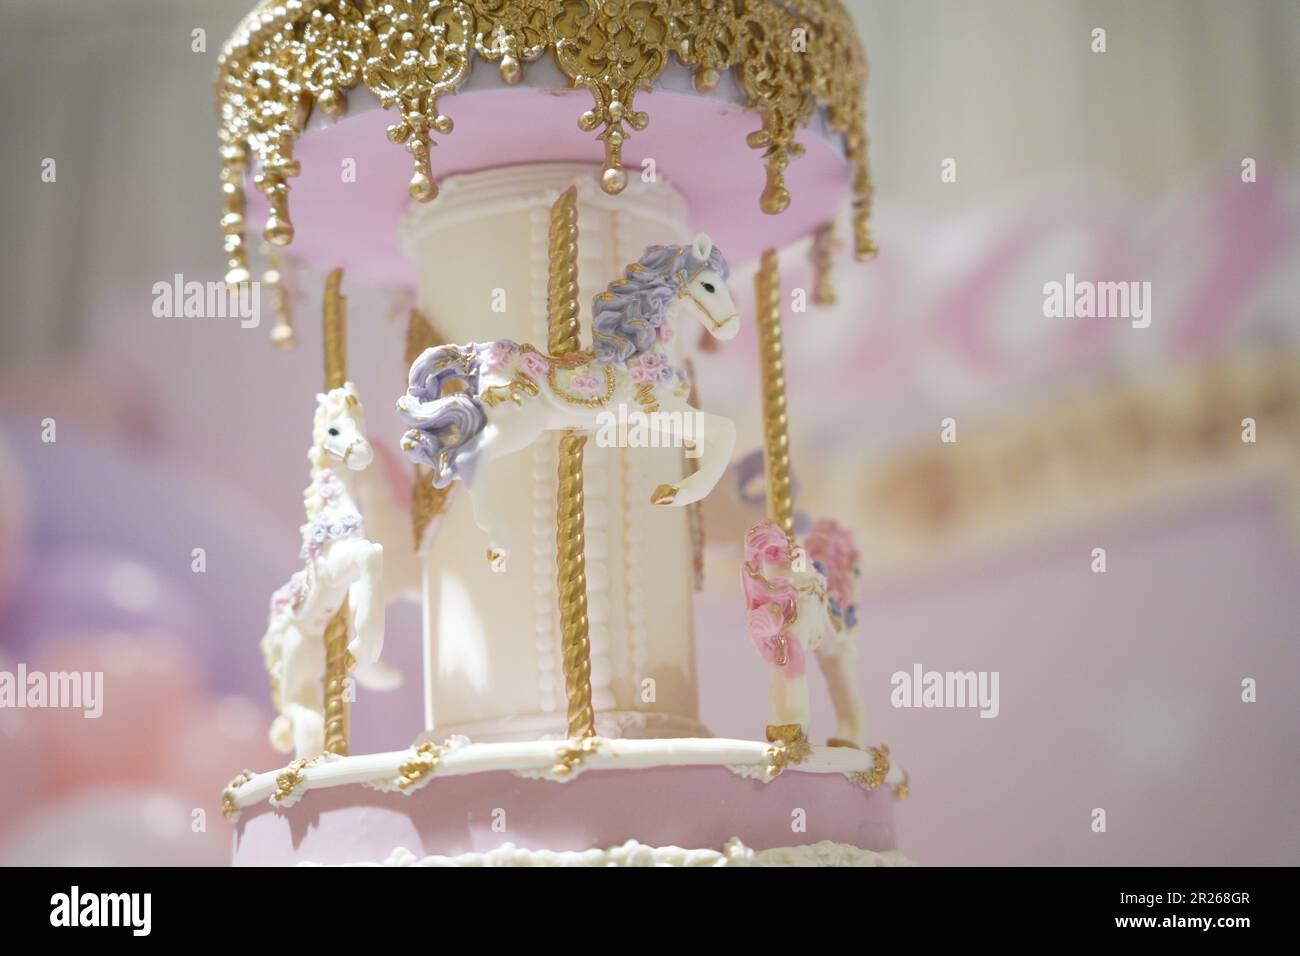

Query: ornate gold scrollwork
[216,1,874,284]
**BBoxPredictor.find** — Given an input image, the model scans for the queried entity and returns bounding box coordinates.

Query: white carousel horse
[742,518,866,748]
[260,383,391,757]
[397,234,738,569]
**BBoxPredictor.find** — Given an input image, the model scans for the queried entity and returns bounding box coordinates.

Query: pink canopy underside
[244,84,851,286]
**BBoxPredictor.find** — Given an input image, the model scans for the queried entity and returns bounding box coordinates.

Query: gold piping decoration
[544,186,596,739]
[214,0,875,282]
[755,248,794,537]
[405,309,457,550]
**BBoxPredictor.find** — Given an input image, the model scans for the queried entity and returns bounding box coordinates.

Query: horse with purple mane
[396,234,738,569]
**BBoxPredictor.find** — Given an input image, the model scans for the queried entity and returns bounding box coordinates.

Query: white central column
[400,164,706,742]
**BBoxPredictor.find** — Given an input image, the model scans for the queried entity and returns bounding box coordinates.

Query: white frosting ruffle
[300,838,919,868]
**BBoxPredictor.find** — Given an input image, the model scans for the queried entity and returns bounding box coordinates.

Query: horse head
[314,382,373,470]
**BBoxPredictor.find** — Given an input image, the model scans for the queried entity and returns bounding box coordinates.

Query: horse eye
[328,427,340,436]
[702,282,715,293]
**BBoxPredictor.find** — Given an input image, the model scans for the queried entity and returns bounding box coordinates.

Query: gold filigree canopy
[216,0,875,284]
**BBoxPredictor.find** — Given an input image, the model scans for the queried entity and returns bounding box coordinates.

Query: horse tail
[399,344,490,487]
[268,713,293,753]
[398,378,489,488]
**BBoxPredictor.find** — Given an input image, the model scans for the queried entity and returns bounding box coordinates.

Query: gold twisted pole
[322,596,350,756]
[323,267,346,390]
[321,267,350,755]
[547,186,581,354]
[405,308,454,550]
[756,249,794,536]
[547,185,595,738]
[555,432,594,737]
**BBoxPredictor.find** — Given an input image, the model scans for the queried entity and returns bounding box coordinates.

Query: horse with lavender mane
[397,234,738,569]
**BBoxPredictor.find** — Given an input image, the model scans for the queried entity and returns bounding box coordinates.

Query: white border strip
[225,736,906,819]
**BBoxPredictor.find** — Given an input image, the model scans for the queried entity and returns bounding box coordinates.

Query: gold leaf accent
[764,722,811,776]
[552,735,601,777]
[395,740,447,789]
[894,770,910,800]
[221,770,255,820]
[215,1,874,273]
[849,744,890,790]
[273,756,316,804]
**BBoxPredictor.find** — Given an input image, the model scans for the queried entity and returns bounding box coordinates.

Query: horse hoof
[826,737,862,750]
[650,483,678,505]
[487,548,509,572]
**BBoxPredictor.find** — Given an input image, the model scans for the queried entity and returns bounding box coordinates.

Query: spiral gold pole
[547,186,581,355]
[556,432,595,737]
[322,267,350,755]
[323,267,347,391]
[756,249,794,536]
[322,596,351,756]
[547,185,595,738]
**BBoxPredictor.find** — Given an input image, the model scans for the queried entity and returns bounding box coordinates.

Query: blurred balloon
[0,419,286,692]
[31,631,201,791]
[0,430,30,619]
[0,787,227,866]
[162,694,282,809]
[0,653,46,831]
[3,546,210,653]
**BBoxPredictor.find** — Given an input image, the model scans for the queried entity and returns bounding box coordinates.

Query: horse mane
[304,384,360,516]
[591,242,730,364]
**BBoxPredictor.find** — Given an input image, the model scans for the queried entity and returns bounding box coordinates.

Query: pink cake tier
[225,737,911,866]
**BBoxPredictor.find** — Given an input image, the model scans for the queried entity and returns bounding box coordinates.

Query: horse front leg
[345,540,385,669]
[767,668,811,738]
[646,398,735,507]
[816,639,866,749]
[464,402,549,570]
[279,618,326,758]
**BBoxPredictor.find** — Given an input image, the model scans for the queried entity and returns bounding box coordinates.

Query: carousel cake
[216,0,911,866]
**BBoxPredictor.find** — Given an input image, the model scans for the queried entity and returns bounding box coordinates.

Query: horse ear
[693,233,713,260]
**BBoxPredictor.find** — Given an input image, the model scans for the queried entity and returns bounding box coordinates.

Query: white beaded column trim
[529,200,562,714]
[613,213,649,691]
[578,195,615,711]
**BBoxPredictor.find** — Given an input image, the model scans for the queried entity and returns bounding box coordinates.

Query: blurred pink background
[0,0,1296,865]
